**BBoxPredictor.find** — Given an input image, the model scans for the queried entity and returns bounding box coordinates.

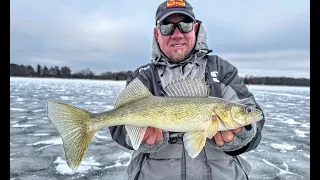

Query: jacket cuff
[125,131,170,153]
[208,123,257,152]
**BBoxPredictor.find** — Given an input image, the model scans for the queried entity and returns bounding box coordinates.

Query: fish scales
[92,96,216,132]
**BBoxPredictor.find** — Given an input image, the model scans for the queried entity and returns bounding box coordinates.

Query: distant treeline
[10,63,133,80]
[10,63,310,86]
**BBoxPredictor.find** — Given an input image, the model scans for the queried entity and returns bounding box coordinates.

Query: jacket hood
[151,20,212,67]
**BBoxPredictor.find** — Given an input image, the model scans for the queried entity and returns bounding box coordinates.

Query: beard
[168,50,188,62]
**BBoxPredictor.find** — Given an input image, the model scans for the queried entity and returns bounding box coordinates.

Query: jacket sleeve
[209,56,266,156]
[108,64,169,152]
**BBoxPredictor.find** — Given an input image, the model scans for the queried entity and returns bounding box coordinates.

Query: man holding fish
[108,0,265,179]
[47,0,265,179]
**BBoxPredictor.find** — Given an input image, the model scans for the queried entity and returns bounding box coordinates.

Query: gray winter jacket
[109,21,265,180]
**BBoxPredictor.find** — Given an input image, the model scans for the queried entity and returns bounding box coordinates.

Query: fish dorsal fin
[163,78,209,97]
[114,78,152,108]
[125,125,148,150]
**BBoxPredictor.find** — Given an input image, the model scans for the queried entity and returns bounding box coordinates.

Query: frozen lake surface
[10,77,310,180]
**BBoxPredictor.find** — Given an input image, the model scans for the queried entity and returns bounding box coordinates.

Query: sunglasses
[157,21,195,36]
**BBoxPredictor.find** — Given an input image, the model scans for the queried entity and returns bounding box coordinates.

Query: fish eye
[245,106,252,113]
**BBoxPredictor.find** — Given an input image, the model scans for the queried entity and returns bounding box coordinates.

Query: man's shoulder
[206,54,234,67]
[134,63,154,74]
[207,54,227,62]
[128,62,156,82]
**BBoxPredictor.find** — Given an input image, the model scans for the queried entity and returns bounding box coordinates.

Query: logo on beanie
[166,0,186,8]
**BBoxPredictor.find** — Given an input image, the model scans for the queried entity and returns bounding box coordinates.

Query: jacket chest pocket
[204,145,250,180]
[138,143,184,180]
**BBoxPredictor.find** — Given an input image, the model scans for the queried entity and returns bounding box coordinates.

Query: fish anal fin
[183,131,206,158]
[125,125,147,150]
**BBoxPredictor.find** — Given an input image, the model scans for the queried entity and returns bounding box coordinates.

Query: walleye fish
[47,78,263,172]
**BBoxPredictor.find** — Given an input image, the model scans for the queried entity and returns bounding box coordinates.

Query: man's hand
[211,127,243,146]
[143,127,163,146]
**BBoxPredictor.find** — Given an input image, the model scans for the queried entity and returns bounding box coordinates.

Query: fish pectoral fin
[183,131,206,158]
[125,125,148,150]
[204,116,220,139]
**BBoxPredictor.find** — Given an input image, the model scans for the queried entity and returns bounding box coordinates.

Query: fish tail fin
[46,100,96,172]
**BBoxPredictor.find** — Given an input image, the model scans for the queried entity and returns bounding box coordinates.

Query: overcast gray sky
[10,0,310,78]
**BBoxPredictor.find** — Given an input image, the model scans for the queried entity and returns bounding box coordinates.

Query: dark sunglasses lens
[160,24,175,35]
[178,22,193,33]
[159,21,194,35]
